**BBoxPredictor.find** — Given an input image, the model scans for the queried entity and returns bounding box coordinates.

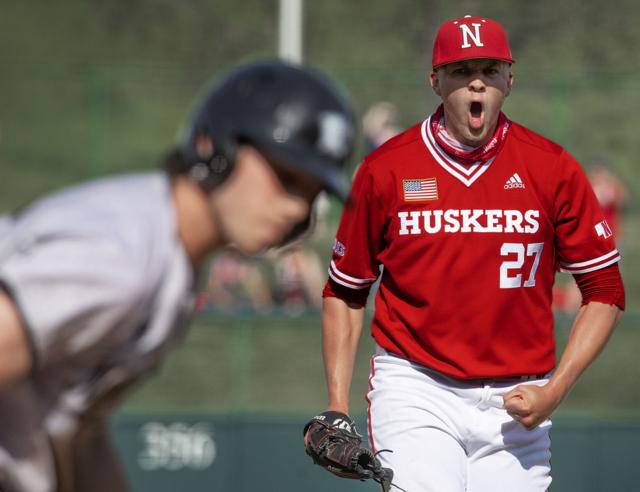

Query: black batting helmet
[178,59,356,201]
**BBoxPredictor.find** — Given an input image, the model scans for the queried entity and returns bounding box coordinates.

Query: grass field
[123,310,640,419]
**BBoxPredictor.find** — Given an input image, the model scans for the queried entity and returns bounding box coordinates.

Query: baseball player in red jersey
[310,15,625,491]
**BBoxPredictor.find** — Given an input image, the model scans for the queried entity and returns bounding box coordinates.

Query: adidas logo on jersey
[504,173,525,189]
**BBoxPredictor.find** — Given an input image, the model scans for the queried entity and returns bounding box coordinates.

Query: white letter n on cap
[460,23,484,48]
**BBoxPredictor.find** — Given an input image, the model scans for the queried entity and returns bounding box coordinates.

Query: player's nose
[468,77,486,92]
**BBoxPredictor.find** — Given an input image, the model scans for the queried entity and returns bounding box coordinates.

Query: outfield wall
[112,413,640,492]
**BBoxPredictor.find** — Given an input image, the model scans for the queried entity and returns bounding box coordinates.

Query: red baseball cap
[432,15,514,69]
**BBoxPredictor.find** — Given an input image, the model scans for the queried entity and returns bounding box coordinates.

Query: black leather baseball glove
[303,411,394,492]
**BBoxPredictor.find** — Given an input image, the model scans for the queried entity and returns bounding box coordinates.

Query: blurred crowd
[196,244,326,316]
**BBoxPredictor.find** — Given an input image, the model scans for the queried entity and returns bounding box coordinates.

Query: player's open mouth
[468,101,484,130]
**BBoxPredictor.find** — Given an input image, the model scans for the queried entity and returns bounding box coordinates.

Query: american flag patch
[403,178,438,202]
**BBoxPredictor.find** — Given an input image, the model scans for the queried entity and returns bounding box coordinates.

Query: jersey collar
[421,116,496,188]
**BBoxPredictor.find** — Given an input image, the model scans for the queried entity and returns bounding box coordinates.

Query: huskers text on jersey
[397,209,540,235]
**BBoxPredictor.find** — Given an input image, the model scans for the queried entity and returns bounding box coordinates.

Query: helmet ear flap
[187,130,238,193]
[194,133,215,162]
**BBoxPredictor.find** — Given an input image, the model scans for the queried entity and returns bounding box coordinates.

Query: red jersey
[325,116,620,379]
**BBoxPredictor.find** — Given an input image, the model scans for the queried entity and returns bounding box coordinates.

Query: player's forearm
[547,301,622,404]
[321,296,365,414]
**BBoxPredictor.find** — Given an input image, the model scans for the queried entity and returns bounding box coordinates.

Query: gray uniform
[0,173,196,492]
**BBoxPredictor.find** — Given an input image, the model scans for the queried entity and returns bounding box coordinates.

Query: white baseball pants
[367,346,552,492]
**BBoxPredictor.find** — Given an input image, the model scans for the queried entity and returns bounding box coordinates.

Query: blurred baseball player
[306,15,625,491]
[0,59,356,492]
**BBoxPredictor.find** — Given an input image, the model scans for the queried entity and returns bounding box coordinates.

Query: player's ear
[505,65,514,98]
[429,70,441,96]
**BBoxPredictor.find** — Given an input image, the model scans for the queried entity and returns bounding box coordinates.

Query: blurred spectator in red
[272,245,325,316]
[204,249,273,313]
[362,101,401,155]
